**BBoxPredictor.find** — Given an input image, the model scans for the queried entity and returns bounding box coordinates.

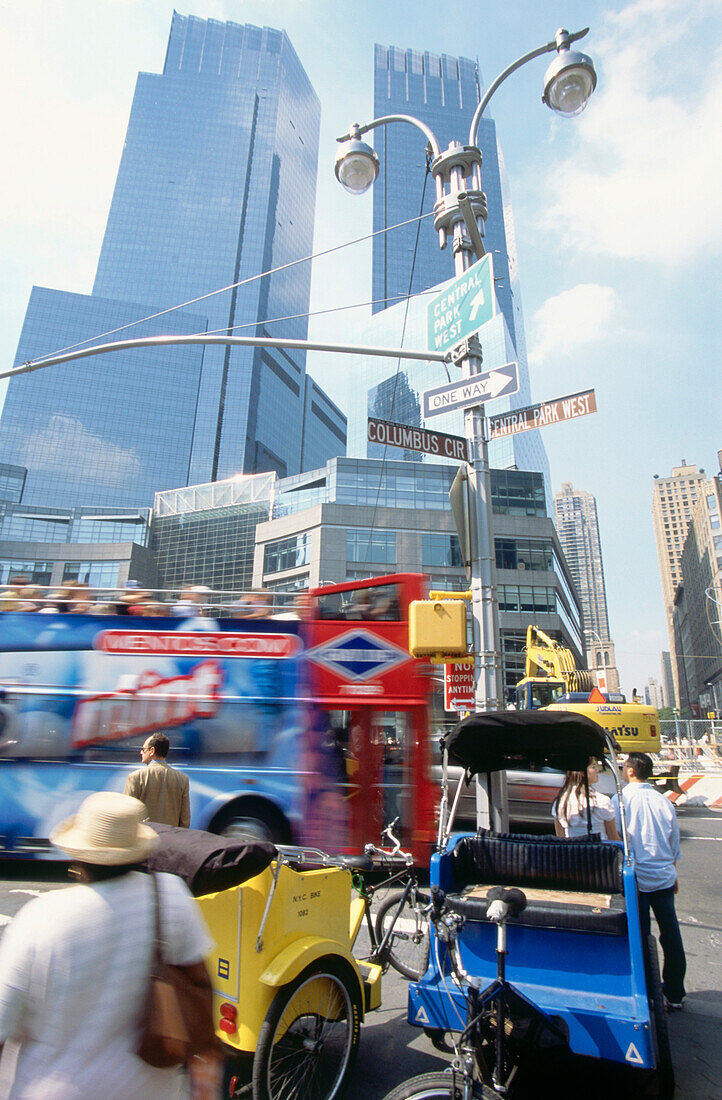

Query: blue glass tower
[346,45,550,497]
[0,14,345,510]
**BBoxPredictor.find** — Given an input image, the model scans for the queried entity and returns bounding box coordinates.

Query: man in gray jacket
[123,732,191,828]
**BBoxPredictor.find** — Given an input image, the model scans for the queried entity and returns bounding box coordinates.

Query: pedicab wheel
[252,956,362,1100]
[644,934,675,1098]
[381,1070,495,1100]
[375,889,430,981]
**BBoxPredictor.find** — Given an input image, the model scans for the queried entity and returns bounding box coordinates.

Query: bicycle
[356,819,431,982]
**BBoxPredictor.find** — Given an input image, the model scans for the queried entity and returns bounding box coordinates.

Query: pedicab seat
[446,832,626,935]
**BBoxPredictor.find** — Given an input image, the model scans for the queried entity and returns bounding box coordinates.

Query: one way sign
[423,362,519,419]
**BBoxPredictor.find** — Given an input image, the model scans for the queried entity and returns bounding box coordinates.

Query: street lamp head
[334,137,380,195]
[542,29,597,116]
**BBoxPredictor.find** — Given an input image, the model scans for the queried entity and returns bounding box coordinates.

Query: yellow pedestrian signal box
[409,599,467,659]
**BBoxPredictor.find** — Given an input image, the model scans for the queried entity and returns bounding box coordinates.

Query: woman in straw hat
[0,792,217,1099]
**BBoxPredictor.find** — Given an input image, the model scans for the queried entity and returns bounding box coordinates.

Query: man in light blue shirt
[613,752,686,1009]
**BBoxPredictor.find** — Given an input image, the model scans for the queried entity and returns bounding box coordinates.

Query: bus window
[315,583,401,622]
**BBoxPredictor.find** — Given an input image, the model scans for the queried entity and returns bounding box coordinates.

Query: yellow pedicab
[148,827,383,1100]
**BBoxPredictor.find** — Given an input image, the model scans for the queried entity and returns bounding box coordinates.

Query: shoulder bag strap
[150,872,164,967]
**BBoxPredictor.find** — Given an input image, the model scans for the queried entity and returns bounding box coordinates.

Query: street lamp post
[335,29,597,719]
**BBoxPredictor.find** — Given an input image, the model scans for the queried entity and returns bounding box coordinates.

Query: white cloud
[22,415,141,485]
[543,0,722,263]
[528,283,620,366]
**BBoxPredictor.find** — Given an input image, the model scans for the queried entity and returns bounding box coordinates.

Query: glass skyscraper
[553,481,619,690]
[340,45,550,500]
[0,14,345,510]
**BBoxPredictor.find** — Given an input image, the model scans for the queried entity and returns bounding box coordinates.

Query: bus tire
[210,798,291,846]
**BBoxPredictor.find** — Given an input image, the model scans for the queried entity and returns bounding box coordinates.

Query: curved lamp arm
[468,27,590,145]
[337,115,442,160]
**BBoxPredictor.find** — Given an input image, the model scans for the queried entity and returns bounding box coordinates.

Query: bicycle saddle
[486,886,527,921]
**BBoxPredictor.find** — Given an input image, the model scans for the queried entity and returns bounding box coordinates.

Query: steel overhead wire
[24,210,437,369]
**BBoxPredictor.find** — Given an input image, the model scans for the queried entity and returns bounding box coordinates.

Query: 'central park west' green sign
[427,253,495,352]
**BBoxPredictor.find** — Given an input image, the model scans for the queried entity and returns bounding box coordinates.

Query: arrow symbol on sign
[468,287,485,321]
[486,369,514,399]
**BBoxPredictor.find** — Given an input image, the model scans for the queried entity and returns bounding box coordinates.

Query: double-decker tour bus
[0,574,439,863]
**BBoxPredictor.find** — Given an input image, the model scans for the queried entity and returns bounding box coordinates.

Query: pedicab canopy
[442,710,611,777]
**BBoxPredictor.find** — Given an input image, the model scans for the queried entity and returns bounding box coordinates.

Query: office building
[661,651,676,711]
[652,461,709,705]
[645,678,665,710]
[553,482,619,691]
[671,473,722,714]
[0,14,345,511]
[341,44,550,499]
[254,457,583,695]
[151,473,276,594]
[0,502,154,591]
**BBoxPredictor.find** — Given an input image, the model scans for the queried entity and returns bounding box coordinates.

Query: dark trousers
[638,885,687,1003]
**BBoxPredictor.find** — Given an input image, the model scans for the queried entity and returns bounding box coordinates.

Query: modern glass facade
[0,14,345,512]
[0,502,154,590]
[371,48,516,344]
[0,465,26,504]
[151,473,275,593]
[0,289,207,508]
[553,481,618,687]
[255,456,584,693]
[331,43,550,503]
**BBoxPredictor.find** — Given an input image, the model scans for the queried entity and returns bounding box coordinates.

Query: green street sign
[427,253,495,352]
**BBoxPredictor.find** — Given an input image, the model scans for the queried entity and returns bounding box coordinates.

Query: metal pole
[436,147,505,830]
[441,173,502,716]
[1,333,450,382]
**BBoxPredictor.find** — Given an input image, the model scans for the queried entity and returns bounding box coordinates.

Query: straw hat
[50,792,158,865]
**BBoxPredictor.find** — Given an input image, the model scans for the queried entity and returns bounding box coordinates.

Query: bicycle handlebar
[486,886,527,922]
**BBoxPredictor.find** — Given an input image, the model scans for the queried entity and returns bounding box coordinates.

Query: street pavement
[0,804,719,1099]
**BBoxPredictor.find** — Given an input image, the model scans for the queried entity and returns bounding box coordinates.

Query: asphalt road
[0,805,719,1100]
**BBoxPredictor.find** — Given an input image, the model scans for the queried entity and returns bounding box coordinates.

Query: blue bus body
[0,613,318,855]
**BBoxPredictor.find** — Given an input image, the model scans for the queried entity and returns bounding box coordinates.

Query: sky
[1,0,720,695]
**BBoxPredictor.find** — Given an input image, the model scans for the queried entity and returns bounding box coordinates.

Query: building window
[0,560,54,586]
[497,584,556,615]
[263,533,310,574]
[491,470,546,517]
[494,538,553,572]
[0,515,71,542]
[346,528,396,565]
[422,533,462,568]
[62,561,123,588]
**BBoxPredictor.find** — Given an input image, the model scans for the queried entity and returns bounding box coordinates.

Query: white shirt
[612,782,680,892]
[0,871,213,1100]
[553,789,616,838]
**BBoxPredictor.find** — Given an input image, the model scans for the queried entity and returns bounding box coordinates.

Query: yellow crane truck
[513,625,661,753]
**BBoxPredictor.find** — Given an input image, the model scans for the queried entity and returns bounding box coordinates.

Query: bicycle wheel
[381,1070,494,1100]
[252,957,362,1100]
[374,888,430,981]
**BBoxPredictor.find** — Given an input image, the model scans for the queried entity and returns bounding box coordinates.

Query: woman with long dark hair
[552,757,620,840]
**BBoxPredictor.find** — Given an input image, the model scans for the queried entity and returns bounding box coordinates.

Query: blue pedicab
[384,710,674,1100]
